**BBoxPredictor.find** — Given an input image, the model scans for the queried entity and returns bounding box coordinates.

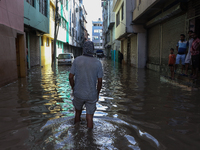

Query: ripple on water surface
[1,60,200,150]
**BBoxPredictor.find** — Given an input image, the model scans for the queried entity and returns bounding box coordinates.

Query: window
[46,37,49,46]
[94,30,99,33]
[100,43,103,46]
[121,3,124,20]
[93,36,99,40]
[26,0,34,7]
[116,11,120,27]
[100,36,103,40]
[41,36,43,46]
[39,0,47,17]
[99,30,102,33]
[94,43,100,46]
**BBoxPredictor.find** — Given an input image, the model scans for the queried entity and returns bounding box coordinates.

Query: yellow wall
[41,2,55,66]
[133,0,157,21]
[41,35,52,66]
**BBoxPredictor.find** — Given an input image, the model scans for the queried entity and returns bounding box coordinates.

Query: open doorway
[51,40,54,64]
[15,34,26,78]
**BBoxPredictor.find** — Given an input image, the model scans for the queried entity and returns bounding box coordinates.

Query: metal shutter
[147,24,160,65]
[162,14,186,65]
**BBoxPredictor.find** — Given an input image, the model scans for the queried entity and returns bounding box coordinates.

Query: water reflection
[0,59,200,149]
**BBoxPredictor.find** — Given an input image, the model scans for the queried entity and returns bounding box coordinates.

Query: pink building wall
[0,0,24,32]
[0,0,26,87]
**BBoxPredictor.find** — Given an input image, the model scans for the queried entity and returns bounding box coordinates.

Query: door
[51,41,54,64]
[16,36,20,77]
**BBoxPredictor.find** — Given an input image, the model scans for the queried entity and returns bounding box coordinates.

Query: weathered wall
[29,33,40,67]
[0,0,24,32]
[24,0,49,33]
[133,0,157,21]
[147,24,160,65]
[147,14,186,72]
[122,39,128,63]
[0,25,18,87]
[0,0,26,87]
[130,34,137,67]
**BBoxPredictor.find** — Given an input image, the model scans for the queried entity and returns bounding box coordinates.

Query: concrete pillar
[18,34,27,78]
[137,32,147,68]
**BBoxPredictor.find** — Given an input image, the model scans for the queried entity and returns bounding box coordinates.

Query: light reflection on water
[0,59,200,149]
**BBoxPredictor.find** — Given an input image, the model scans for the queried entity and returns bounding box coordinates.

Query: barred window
[26,0,34,7]
[39,0,47,17]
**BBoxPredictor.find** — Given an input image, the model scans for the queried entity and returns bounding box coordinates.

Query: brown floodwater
[0,59,200,150]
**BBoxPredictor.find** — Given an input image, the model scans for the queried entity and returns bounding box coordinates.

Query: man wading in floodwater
[69,41,103,129]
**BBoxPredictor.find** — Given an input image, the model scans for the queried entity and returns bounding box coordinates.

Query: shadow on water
[1,59,200,149]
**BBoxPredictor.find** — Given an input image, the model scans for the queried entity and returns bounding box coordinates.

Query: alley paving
[1,59,200,150]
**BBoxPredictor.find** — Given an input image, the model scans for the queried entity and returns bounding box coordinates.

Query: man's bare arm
[69,73,75,90]
[97,78,102,100]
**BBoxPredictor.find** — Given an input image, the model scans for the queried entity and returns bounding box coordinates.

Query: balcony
[113,0,122,12]
[133,0,157,22]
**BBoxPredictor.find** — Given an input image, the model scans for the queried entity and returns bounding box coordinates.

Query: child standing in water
[168,48,176,79]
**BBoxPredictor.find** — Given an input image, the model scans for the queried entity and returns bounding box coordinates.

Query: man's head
[180,34,185,41]
[83,41,94,55]
[170,48,174,54]
[188,30,193,37]
[192,32,198,39]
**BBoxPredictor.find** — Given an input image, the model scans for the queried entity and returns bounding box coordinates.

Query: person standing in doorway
[175,34,189,75]
[191,32,200,79]
[69,41,103,129]
[119,51,124,64]
[185,30,194,76]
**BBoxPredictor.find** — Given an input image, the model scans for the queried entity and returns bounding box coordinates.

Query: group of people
[168,31,200,80]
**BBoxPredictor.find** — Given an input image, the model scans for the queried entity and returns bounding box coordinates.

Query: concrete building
[24,0,49,68]
[79,3,89,43]
[0,0,26,87]
[40,0,56,66]
[92,18,104,53]
[41,0,88,66]
[132,0,199,72]
[102,0,120,59]
[112,0,147,68]
[65,0,83,57]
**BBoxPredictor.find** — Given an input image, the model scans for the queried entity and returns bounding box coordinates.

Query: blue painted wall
[24,0,49,33]
[92,21,102,45]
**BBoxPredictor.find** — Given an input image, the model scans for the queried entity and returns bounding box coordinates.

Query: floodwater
[1,59,200,150]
